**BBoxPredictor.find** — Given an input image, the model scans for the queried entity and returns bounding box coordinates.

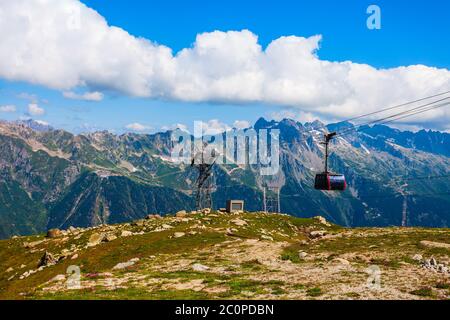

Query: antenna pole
[263,185,267,213]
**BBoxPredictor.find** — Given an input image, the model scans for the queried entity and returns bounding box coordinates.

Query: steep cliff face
[0,118,449,239]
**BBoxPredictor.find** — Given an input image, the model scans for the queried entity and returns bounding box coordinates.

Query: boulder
[314,216,331,227]
[146,214,162,220]
[420,241,450,250]
[113,258,139,270]
[298,251,308,259]
[412,254,423,261]
[132,219,145,227]
[104,233,117,242]
[173,232,186,238]
[260,235,273,241]
[192,263,209,272]
[231,218,247,226]
[87,233,106,247]
[120,230,133,237]
[50,274,66,282]
[38,251,57,267]
[176,210,187,218]
[47,229,62,238]
[309,230,328,239]
[333,258,350,265]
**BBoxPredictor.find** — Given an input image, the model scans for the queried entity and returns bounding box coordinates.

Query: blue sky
[0,0,449,133]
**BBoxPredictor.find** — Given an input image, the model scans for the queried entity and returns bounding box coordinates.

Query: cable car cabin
[314,173,347,191]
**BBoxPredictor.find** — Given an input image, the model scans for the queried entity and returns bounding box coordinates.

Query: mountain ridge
[0,118,449,239]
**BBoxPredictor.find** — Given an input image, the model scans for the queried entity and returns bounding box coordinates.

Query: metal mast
[191,142,216,210]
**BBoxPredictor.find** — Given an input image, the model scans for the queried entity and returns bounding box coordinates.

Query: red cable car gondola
[314,132,347,191]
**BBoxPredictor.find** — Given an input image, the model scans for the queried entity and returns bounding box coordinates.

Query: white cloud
[63,91,104,101]
[34,119,49,126]
[125,122,151,132]
[161,123,189,132]
[27,103,45,116]
[271,109,319,123]
[0,105,16,112]
[17,93,38,103]
[0,0,450,128]
[233,120,250,129]
[198,119,231,136]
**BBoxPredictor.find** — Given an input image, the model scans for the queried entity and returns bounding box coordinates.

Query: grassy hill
[1,210,449,300]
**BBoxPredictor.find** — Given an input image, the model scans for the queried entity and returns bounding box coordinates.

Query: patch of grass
[345,292,360,299]
[271,286,286,295]
[307,287,323,297]
[280,245,301,263]
[435,282,450,290]
[369,258,401,269]
[240,259,263,270]
[410,287,434,297]
[292,284,305,290]
[37,287,211,300]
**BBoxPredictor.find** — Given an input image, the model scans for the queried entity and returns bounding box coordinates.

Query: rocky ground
[0,210,449,300]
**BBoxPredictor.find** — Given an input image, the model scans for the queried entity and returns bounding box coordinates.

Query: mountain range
[0,118,449,239]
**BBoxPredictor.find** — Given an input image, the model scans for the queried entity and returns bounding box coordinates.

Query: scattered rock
[421,256,450,274]
[309,230,328,239]
[231,218,247,226]
[173,232,186,238]
[161,224,173,230]
[71,254,79,260]
[6,267,14,273]
[314,216,331,227]
[132,220,145,227]
[412,254,423,261]
[176,210,187,217]
[226,228,238,236]
[113,258,139,270]
[260,235,273,241]
[420,241,450,250]
[121,230,133,237]
[87,232,106,247]
[23,240,45,249]
[333,258,350,266]
[202,208,211,214]
[68,226,77,233]
[430,257,437,266]
[104,233,117,242]
[38,251,57,267]
[146,214,162,220]
[50,274,66,282]
[46,229,62,238]
[192,263,210,272]
[298,251,308,259]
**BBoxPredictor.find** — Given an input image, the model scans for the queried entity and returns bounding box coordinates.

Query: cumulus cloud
[161,123,189,132]
[63,91,104,101]
[27,103,45,116]
[125,122,151,132]
[0,105,16,112]
[0,0,450,127]
[233,120,250,129]
[34,119,49,126]
[198,119,232,136]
